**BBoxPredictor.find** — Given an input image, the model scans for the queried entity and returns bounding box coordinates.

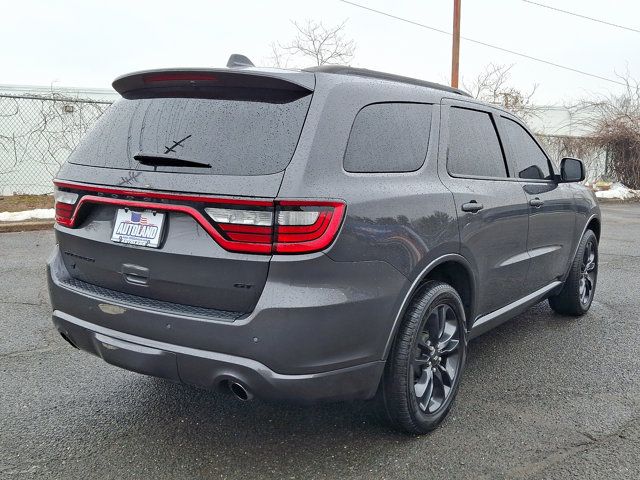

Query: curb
[0,220,54,233]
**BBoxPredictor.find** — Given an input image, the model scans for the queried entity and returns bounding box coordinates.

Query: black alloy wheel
[382,281,467,434]
[549,229,598,316]
[412,303,462,414]
[579,237,597,306]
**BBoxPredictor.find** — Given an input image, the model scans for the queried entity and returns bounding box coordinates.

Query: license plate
[111,208,165,248]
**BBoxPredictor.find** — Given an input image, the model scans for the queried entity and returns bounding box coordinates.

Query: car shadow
[61,301,588,478]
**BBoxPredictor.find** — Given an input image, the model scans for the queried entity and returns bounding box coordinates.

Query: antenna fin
[227,54,254,68]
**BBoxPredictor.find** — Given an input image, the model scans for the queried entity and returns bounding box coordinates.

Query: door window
[447,107,507,178]
[499,117,553,180]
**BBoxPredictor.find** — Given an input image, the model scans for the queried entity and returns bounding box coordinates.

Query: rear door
[439,100,530,318]
[495,115,576,290]
[54,69,314,314]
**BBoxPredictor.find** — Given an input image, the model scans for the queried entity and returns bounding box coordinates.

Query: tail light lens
[53,188,78,227]
[274,201,346,253]
[205,207,274,248]
[205,207,273,226]
[205,201,345,254]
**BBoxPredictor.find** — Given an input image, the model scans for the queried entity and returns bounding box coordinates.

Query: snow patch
[0,208,55,222]
[594,183,640,200]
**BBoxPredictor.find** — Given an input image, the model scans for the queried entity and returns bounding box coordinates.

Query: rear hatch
[53,68,314,315]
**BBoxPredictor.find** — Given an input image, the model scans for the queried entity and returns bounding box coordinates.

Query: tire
[381,281,467,434]
[549,229,598,316]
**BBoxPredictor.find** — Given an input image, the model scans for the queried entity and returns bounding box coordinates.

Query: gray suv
[48,59,600,434]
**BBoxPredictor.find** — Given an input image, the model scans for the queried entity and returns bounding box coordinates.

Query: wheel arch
[382,253,476,360]
[561,213,600,285]
[586,216,601,241]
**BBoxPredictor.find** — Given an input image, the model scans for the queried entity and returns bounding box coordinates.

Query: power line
[520,0,640,34]
[339,0,627,87]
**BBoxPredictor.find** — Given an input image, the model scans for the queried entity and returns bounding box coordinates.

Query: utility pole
[451,0,461,88]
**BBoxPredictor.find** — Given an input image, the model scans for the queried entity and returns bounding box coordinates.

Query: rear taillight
[205,201,345,254]
[53,188,78,227]
[205,207,275,251]
[274,201,345,253]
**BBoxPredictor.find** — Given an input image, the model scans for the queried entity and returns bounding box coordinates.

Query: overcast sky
[2,0,638,104]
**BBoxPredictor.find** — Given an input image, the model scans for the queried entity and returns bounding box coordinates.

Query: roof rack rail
[303,65,470,97]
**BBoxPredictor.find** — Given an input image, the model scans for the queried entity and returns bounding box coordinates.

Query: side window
[499,117,553,180]
[343,103,432,173]
[447,107,507,178]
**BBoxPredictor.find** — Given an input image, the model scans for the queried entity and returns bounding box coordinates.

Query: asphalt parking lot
[1,203,639,479]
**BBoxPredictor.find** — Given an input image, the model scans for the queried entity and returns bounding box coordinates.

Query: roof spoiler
[112,68,314,102]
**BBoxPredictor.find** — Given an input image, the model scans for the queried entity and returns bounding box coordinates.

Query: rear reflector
[53,181,345,255]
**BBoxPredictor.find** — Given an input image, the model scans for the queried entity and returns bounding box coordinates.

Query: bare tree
[570,71,640,188]
[269,19,355,68]
[463,64,538,120]
[268,42,290,69]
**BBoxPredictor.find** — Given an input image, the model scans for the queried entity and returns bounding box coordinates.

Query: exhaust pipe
[229,381,253,401]
[59,331,78,349]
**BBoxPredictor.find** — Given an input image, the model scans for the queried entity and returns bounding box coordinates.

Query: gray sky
[2,0,638,103]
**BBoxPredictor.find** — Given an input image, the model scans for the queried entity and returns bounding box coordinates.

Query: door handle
[461,201,484,213]
[529,198,544,208]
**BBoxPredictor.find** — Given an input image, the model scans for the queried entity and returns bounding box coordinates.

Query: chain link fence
[0,93,112,196]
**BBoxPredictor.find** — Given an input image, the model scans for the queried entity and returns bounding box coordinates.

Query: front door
[495,115,577,290]
[439,102,531,319]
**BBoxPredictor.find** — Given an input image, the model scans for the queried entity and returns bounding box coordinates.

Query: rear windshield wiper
[133,152,211,168]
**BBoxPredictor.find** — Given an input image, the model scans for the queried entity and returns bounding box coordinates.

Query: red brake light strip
[53,181,345,255]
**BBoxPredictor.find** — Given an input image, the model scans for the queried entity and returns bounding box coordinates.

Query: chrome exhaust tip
[229,381,253,401]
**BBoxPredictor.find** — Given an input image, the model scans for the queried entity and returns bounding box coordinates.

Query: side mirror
[559,157,585,183]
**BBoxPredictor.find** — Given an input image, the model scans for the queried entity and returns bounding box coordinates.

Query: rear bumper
[48,245,408,401]
[53,311,385,402]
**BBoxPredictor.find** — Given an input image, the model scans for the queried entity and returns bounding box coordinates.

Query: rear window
[343,103,432,173]
[68,95,311,176]
[447,107,507,178]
